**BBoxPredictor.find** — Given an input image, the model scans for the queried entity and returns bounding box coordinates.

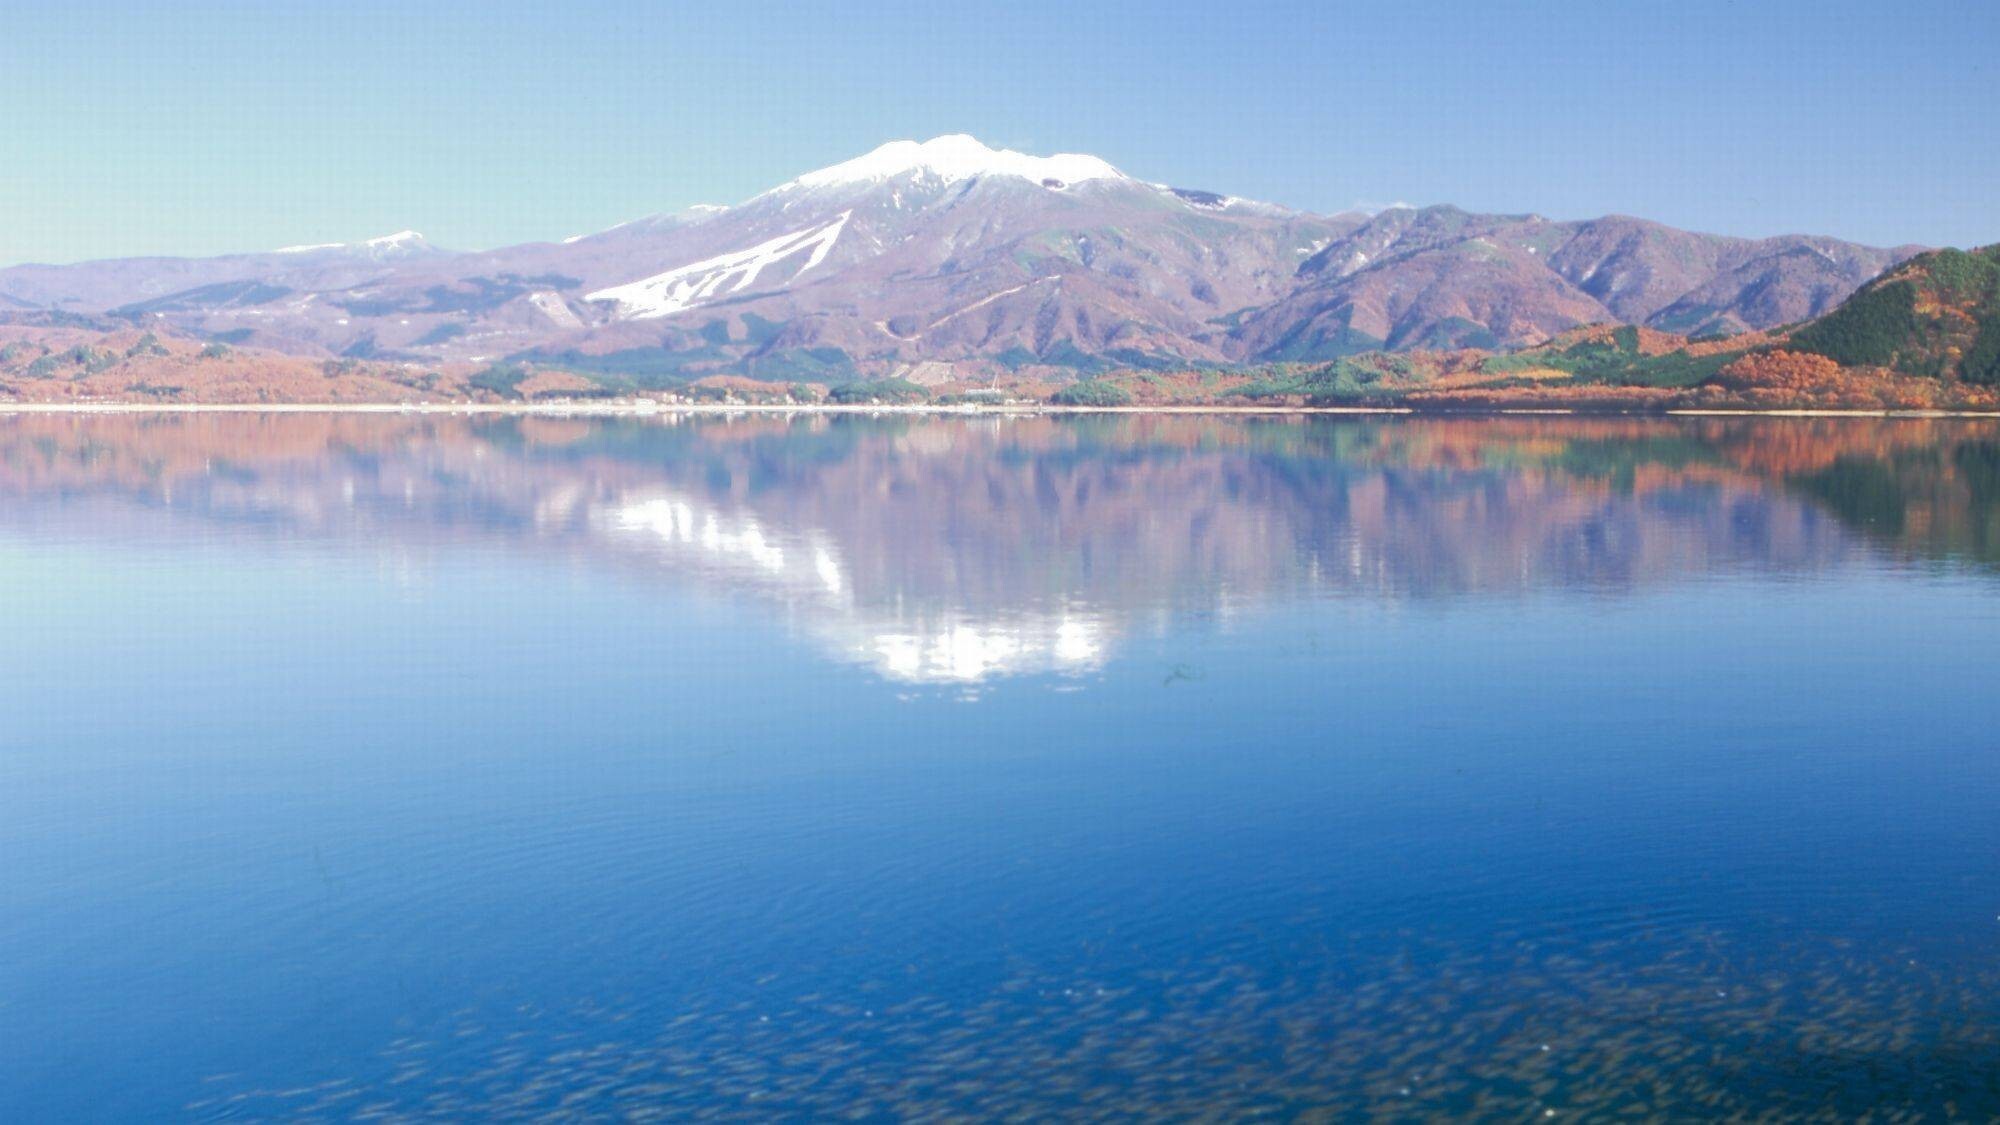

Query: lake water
[3,412,1999,1120]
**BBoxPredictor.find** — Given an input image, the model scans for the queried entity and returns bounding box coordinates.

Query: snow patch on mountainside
[782,135,1123,192]
[928,277,1059,330]
[527,291,582,328]
[586,212,852,319]
[274,230,428,255]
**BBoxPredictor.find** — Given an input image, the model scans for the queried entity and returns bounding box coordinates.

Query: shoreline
[1,401,1998,419]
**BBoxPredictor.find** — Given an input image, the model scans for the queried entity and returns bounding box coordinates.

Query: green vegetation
[688,314,799,354]
[995,345,1039,371]
[740,312,786,347]
[1964,316,2000,385]
[986,340,1183,376]
[1410,316,1500,351]
[23,344,120,379]
[1256,309,1388,363]
[935,387,1009,405]
[1788,280,1924,369]
[828,377,928,404]
[504,342,856,391]
[1790,247,2000,381]
[1233,354,1418,402]
[110,280,292,318]
[744,347,855,382]
[198,343,232,359]
[470,361,534,397]
[341,275,559,318]
[412,322,466,347]
[520,347,717,386]
[1099,348,1187,372]
[124,332,169,358]
[1481,327,1731,387]
[1049,379,1133,406]
[1922,247,2000,305]
[671,383,738,404]
[1038,340,1109,372]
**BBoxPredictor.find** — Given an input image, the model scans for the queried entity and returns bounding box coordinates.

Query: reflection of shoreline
[3,412,1996,681]
[5,403,2000,418]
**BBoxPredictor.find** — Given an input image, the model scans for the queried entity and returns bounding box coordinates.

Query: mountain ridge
[0,135,1929,382]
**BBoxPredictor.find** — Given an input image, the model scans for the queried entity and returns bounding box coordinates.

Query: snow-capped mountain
[0,135,1919,380]
[777,134,1125,191]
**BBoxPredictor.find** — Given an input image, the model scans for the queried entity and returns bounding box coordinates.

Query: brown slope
[1232,237,1613,357]
[1232,208,1917,363]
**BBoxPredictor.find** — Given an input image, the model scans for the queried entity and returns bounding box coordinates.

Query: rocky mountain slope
[1236,208,1913,358]
[0,136,1922,382]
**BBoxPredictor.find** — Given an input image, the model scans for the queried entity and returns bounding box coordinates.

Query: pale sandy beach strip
[0,402,1996,418]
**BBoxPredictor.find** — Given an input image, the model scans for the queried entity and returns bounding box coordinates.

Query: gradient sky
[2,0,1993,265]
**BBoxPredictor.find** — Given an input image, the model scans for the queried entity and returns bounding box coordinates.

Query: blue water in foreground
[3,413,1998,1120]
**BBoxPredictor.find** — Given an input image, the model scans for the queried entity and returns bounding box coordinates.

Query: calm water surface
[3,413,1998,1120]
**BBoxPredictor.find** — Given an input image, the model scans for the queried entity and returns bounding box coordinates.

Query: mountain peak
[783,134,1125,191]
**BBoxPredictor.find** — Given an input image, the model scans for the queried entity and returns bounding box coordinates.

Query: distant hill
[1787,245,2000,385]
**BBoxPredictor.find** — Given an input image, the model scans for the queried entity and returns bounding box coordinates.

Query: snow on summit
[784,135,1124,190]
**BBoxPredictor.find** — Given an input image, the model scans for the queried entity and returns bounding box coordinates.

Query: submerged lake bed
[3,412,1999,1119]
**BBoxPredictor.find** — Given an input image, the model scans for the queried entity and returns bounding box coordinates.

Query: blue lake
[3,412,1998,1119]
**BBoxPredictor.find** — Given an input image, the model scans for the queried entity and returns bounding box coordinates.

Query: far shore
[1,401,1998,420]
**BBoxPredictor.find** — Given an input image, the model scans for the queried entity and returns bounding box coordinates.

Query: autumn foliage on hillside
[0,326,471,403]
[1708,349,1994,410]
[1713,350,1845,389]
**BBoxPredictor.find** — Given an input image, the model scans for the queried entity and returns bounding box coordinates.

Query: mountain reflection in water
[8,411,2000,1121]
[2,412,1996,682]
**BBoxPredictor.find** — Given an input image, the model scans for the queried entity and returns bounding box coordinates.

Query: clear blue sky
[3,0,1992,265]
